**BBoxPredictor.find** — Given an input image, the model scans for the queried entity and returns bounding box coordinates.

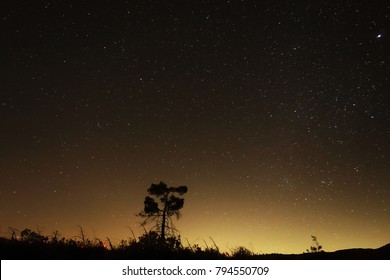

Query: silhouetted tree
[307,235,323,253]
[138,181,188,241]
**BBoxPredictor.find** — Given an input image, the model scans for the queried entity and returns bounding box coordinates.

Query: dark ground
[1,237,389,260]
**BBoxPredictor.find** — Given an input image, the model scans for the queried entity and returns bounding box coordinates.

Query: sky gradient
[1,1,389,254]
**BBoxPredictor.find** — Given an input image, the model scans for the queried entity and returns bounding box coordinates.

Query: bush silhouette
[20,229,48,244]
[231,246,254,259]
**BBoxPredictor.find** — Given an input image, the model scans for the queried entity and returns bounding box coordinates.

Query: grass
[1,227,389,260]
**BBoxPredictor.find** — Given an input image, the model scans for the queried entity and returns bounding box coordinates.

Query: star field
[1,1,389,253]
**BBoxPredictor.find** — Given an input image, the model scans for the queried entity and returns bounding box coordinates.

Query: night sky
[1,1,389,254]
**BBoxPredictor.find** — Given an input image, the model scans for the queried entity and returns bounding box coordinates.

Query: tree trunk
[161,194,167,242]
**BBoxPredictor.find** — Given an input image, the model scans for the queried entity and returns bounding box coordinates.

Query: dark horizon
[1,229,389,260]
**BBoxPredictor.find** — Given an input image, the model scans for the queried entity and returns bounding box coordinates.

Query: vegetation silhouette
[0,228,389,260]
[1,184,388,260]
[138,181,188,243]
[307,235,324,253]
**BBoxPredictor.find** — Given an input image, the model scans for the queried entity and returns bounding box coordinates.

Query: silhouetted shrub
[20,228,48,244]
[231,246,254,259]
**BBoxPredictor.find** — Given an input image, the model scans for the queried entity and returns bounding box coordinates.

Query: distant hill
[253,244,390,260]
[325,243,390,260]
